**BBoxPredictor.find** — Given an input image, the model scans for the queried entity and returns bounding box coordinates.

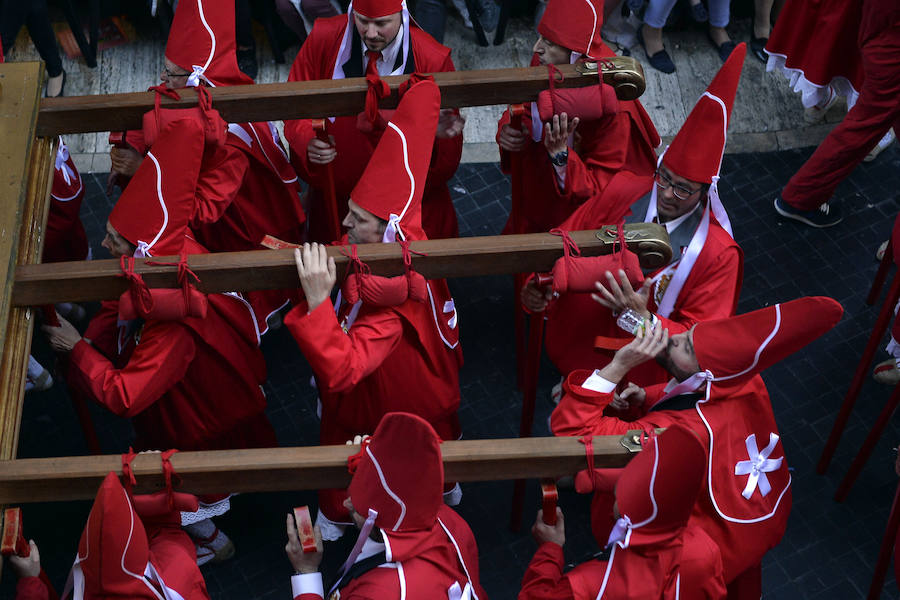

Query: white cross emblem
[734,433,784,499]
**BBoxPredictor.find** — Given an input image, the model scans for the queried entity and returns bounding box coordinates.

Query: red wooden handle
[293,506,317,553]
[534,273,553,287]
[541,480,558,525]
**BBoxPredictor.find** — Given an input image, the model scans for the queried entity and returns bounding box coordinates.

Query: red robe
[14,578,48,600]
[44,139,89,264]
[498,50,660,234]
[284,15,462,242]
[543,172,742,386]
[284,280,462,522]
[292,506,487,600]
[551,371,791,585]
[66,242,276,452]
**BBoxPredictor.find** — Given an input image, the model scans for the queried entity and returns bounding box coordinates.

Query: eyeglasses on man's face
[654,168,702,201]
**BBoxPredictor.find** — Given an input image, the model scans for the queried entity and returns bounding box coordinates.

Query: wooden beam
[0,435,639,504]
[12,225,671,306]
[37,64,603,136]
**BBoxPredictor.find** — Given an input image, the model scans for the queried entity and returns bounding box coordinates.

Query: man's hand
[295,244,336,312]
[110,147,142,178]
[436,109,465,139]
[8,541,41,578]
[531,508,565,547]
[591,270,652,319]
[609,382,646,412]
[521,279,553,313]
[307,136,336,165]
[285,514,323,574]
[42,314,82,353]
[599,322,668,384]
[346,434,370,445]
[497,123,529,152]
[543,113,579,157]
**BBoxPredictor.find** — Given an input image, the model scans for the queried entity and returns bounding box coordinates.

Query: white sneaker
[876,240,889,262]
[803,86,838,124]
[874,358,900,386]
[194,528,235,566]
[865,129,896,163]
[26,355,53,392]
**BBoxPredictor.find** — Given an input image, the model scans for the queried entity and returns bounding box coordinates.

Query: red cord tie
[160,449,181,509]
[546,64,565,117]
[121,447,138,494]
[578,435,600,492]
[346,437,373,474]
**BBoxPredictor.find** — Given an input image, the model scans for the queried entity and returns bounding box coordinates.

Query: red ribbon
[546,64,565,117]
[346,437,373,474]
[160,449,181,509]
[121,447,138,494]
[578,435,599,492]
[364,73,390,127]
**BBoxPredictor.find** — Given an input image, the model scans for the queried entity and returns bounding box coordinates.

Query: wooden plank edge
[0,435,635,504]
[12,226,672,306]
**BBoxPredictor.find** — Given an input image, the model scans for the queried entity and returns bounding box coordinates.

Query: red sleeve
[654,243,742,335]
[15,577,48,600]
[82,301,123,359]
[283,28,326,186]
[67,321,196,418]
[284,300,404,395]
[496,106,535,175]
[192,142,249,228]
[518,542,574,599]
[550,371,631,437]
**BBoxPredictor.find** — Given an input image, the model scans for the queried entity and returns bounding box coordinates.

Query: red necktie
[365,50,382,78]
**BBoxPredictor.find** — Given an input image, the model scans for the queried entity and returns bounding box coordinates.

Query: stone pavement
[4,5,849,171]
[4,141,900,599]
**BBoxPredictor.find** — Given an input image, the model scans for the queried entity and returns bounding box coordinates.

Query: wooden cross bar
[12,225,671,306]
[0,435,639,504]
[36,60,645,136]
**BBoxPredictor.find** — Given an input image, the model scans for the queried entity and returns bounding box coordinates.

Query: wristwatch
[549,149,568,167]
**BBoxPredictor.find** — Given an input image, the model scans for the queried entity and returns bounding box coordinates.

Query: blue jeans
[644,0,729,28]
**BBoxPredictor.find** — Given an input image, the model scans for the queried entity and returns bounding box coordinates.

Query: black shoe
[689,1,708,22]
[750,35,768,63]
[637,26,676,74]
[236,47,258,80]
[774,195,843,228]
[707,31,737,62]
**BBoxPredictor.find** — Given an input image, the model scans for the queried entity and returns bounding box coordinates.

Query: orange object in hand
[293,506,317,553]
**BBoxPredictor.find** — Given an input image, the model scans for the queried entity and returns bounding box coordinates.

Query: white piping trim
[222,292,264,345]
[714,304,782,382]
[142,152,170,254]
[386,121,415,224]
[695,386,791,524]
[675,573,680,599]
[580,0,598,57]
[629,437,660,529]
[397,562,407,600]
[119,485,144,581]
[186,0,216,87]
[382,528,393,562]
[365,445,407,531]
[595,543,617,599]
[426,283,459,349]
[437,518,480,600]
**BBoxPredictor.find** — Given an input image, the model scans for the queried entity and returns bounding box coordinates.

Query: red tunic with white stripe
[543,172,742,386]
[284,282,462,522]
[551,371,791,584]
[291,506,486,600]
[283,15,462,242]
[44,138,89,264]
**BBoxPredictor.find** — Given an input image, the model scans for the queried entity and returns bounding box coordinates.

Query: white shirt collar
[658,199,703,233]
[359,24,405,76]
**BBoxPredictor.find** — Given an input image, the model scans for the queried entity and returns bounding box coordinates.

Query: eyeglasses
[163,66,191,79]
[654,169,702,201]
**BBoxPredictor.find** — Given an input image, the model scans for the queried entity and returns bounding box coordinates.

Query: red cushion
[550,250,642,294]
[537,83,618,123]
[119,287,208,321]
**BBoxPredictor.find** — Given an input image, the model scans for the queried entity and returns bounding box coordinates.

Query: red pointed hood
[663,43,746,184]
[349,78,440,242]
[109,117,205,258]
[74,473,159,599]
[165,0,254,87]
[537,0,605,59]
[613,425,706,547]
[348,412,444,536]
[354,0,403,17]
[693,296,843,392]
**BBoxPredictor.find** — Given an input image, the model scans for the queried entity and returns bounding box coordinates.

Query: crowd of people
[3,0,900,598]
